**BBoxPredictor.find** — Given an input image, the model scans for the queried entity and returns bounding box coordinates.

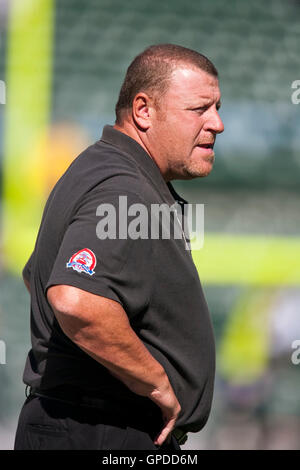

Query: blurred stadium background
[0,0,299,450]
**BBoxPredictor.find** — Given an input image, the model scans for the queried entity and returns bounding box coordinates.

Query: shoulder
[48,140,153,211]
[70,141,141,182]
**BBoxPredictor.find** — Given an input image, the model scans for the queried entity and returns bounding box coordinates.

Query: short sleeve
[45,189,153,318]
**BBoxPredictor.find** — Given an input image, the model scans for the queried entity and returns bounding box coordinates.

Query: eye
[192,106,207,114]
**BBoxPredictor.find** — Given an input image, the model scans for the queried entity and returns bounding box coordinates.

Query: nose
[205,108,224,134]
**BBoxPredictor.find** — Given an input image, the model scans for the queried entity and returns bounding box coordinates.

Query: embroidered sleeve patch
[66,248,96,275]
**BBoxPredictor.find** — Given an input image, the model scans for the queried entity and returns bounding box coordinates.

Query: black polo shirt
[22,125,215,433]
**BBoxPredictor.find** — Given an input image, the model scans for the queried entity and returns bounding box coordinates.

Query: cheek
[159,115,201,153]
[185,118,203,141]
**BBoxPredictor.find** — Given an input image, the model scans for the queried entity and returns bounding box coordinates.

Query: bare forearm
[47,285,181,445]
[71,313,168,397]
[49,287,169,398]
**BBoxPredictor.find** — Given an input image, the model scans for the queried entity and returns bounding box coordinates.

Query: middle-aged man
[14,44,224,450]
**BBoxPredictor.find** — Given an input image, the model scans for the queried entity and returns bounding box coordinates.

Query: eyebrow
[187,99,222,110]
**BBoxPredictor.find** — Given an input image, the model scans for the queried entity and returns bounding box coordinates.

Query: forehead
[165,67,221,104]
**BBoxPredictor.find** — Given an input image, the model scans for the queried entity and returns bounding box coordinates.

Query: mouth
[197,143,214,149]
[195,143,215,159]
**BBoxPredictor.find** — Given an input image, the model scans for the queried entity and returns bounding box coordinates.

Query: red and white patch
[66,248,96,276]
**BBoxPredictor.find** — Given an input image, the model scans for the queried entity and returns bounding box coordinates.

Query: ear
[132,92,152,131]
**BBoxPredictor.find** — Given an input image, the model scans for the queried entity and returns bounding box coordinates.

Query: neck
[113,121,170,181]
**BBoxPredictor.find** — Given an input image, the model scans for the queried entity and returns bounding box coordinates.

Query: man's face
[148,67,224,180]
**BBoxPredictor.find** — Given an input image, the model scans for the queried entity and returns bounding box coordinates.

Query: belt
[27,385,157,419]
[26,385,188,446]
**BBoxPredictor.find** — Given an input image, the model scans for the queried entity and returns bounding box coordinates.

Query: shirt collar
[100,125,188,205]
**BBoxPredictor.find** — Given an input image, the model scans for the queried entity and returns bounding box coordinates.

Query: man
[14,44,224,450]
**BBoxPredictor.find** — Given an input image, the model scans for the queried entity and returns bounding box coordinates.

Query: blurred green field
[0,0,299,449]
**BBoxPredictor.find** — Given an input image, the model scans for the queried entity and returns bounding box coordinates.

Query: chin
[200,166,214,177]
[171,161,214,180]
[186,156,214,178]
[187,163,214,179]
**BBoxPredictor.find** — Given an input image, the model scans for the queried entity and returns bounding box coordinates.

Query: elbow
[47,285,87,340]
